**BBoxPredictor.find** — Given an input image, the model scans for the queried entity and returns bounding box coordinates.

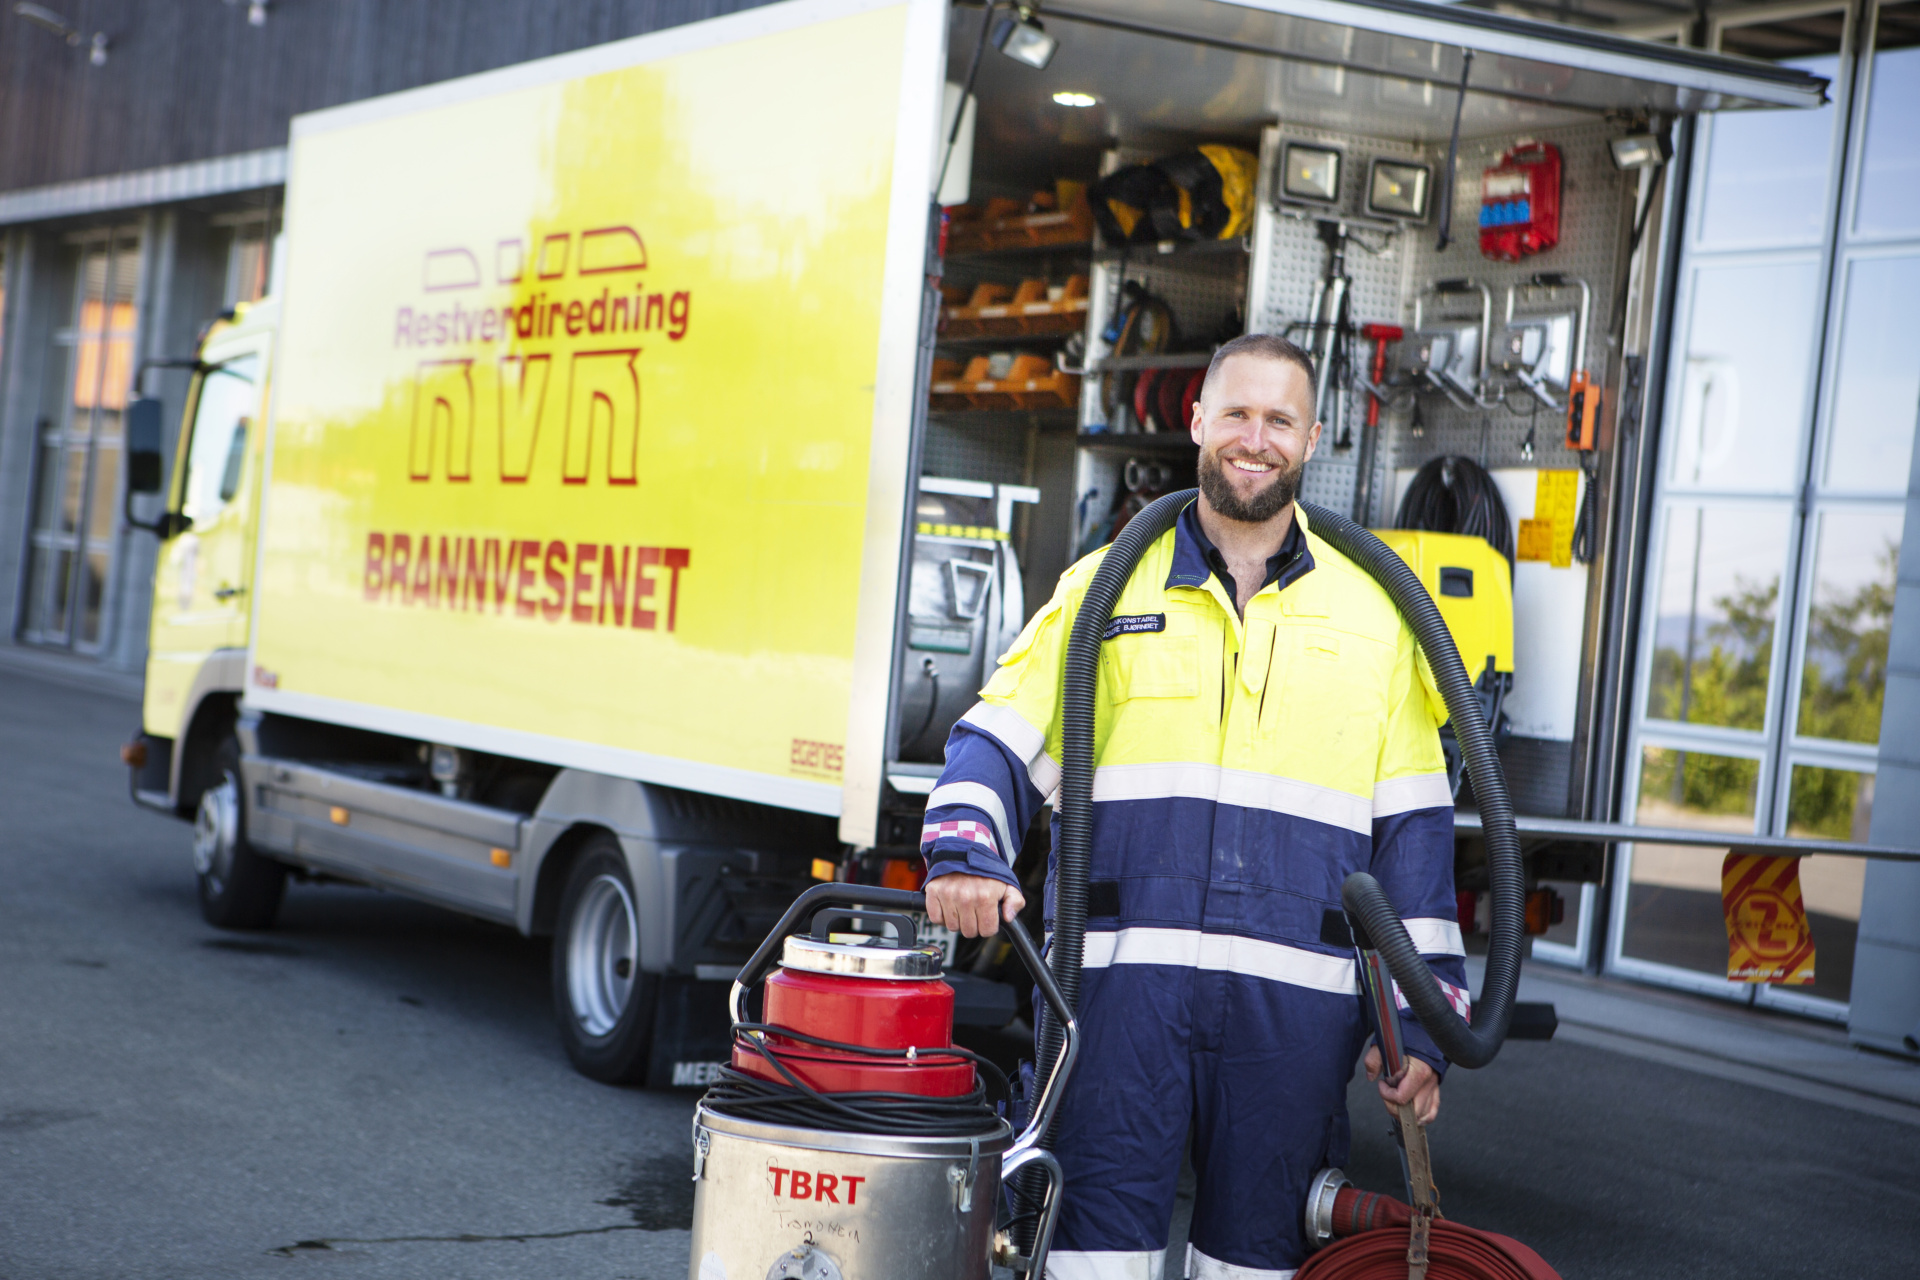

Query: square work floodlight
[1280,143,1342,205]
[992,11,1058,70]
[1366,158,1432,222]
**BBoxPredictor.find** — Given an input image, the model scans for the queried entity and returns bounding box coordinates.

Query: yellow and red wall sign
[1721,853,1815,985]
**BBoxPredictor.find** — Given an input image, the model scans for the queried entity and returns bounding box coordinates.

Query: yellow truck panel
[248,3,921,814]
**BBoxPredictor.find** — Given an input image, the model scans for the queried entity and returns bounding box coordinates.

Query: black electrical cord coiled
[701,1022,1008,1137]
[1394,456,1514,570]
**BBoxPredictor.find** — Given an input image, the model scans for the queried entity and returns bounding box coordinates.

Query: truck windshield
[180,354,260,526]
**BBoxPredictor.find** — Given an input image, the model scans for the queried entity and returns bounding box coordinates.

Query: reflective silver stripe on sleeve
[1403,916,1466,956]
[961,700,1061,798]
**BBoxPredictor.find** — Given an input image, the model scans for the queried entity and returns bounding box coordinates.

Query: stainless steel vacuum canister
[686,884,1077,1280]
[689,1109,1017,1280]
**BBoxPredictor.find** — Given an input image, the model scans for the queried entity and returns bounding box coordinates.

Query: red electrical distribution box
[1479,141,1561,261]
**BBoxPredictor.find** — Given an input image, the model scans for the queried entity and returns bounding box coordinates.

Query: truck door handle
[213,585,246,601]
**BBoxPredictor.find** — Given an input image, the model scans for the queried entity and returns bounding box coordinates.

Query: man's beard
[1197,444,1304,523]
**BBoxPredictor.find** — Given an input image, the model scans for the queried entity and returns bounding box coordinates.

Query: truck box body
[249,0,944,834]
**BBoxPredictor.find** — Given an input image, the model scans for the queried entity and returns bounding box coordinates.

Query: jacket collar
[1165,498,1315,597]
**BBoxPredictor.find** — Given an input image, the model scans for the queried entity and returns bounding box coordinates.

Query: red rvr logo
[769,1167,865,1205]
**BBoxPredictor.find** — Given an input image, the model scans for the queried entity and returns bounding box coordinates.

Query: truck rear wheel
[552,836,658,1084]
[193,738,287,930]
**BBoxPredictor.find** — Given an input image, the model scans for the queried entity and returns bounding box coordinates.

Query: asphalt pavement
[2,653,1916,1279]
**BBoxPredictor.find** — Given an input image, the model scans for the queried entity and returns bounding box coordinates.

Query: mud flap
[647,975,739,1089]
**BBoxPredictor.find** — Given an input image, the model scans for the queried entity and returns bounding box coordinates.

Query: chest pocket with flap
[1103,616,1200,702]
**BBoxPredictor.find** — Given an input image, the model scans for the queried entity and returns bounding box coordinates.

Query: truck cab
[129,301,275,822]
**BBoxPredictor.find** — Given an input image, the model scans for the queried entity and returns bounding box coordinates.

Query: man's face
[1188,353,1321,524]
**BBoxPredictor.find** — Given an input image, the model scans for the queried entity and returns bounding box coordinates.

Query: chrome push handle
[1001,1146,1065,1278]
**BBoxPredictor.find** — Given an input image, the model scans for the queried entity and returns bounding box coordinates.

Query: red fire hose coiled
[1297,1189,1562,1280]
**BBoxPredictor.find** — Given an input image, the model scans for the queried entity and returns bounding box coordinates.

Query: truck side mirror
[126,397,165,494]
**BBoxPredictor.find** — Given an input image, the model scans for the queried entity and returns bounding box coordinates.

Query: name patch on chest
[1103,613,1167,640]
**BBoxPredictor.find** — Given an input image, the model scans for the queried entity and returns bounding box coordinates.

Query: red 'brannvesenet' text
[364,532,690,631]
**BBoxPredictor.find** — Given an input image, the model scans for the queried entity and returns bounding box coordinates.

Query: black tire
[193,737,286,930]
[551,835,658,1084]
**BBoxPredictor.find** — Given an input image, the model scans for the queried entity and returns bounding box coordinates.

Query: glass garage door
[20,228,141,652]
[1614,1,1920,1016]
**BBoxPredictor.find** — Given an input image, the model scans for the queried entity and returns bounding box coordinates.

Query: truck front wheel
[552,836,658,1084]
[193,738,287,929]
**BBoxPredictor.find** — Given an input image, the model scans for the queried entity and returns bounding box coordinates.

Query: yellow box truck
[119,0,1820,1084]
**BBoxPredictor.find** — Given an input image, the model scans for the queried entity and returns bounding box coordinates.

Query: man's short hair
[1200,333,1317,402]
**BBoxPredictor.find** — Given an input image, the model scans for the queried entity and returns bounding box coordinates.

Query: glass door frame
[20,225,145,654]
[1608,0,1865,1014]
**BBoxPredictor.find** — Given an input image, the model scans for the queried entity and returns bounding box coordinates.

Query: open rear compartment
[869,0,1822,971]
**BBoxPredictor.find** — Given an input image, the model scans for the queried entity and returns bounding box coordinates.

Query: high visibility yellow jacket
[921,501,1469,1071]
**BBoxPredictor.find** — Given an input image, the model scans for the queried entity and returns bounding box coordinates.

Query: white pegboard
[922,416,1034,486]
[1249,123,1425,521]
[1391,120,1637,485]
[1246,119,1638,525]
[1112,252,1247,353]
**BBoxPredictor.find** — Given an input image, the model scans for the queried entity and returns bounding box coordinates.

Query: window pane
[1780,765,1870,1003]
[68,336,102,429]
[108,232,141,312]
[1797,508,1900,744]
[1624,745,1760,976]
[1855,11,1920,236]
[87,443,120,545]
[76,247,108,327]
[1823,255,1920,491]
[1787,763,1874,842]
[1670,262,1821,492]
[58,443,88,536]
[1646,504,1791,730]
[1697,52,1841,248]
[76,549,108,647]
[26,547,75,638]
[180,355,260,527]
[32,433,68,531]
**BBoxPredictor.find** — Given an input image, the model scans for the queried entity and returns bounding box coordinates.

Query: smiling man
[918,334,1467,1280]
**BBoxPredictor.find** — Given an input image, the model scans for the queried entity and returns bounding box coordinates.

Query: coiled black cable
[701,1022,1008,1137]
[1394,455,1514,570]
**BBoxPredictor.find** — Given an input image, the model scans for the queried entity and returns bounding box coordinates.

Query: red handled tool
[1360,324,1403,428]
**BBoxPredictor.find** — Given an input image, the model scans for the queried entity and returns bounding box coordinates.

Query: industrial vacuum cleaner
[688,490,1540,1280]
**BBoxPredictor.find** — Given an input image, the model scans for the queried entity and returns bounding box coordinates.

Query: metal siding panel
[0,0,785,192]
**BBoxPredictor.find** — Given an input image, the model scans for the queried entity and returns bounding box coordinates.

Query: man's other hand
[1364,1045,1440,1125]
[923,872,1026,938]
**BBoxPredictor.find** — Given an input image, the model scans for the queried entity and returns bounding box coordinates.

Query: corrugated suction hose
[1037,489,1521,1130]
[1300,500,1521,1067]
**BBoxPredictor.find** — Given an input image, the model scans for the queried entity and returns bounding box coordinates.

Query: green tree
[1797,538,1895,746]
